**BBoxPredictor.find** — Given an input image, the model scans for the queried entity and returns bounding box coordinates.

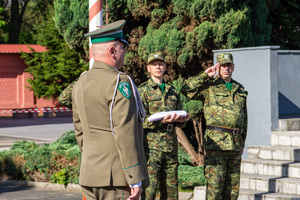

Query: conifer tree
[21,9,88,99]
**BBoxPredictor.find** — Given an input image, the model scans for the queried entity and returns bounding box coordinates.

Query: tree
[8,0,30,43]
[21,9,88,99]
[54,0,89,61]
[267,0,300,49]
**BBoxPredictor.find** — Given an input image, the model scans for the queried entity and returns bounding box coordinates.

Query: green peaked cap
[147,52,165,64]
[84,20,128,45]
[217,53,233,65]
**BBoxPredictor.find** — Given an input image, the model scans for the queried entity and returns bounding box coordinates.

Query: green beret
[217,53,233,65]
[147,52,165,64]
[84,20,128,45]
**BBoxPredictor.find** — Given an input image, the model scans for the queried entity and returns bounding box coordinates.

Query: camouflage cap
[147,52,165,64]
[217,53,233,65]
[84,20,128,45]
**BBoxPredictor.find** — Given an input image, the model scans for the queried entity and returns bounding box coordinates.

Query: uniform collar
[148,77,161,88]
[215,77,239,93]
[92,61,118,71]
[147,78,172,93]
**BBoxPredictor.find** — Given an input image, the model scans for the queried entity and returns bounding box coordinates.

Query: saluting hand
[127,186,143,200]
[205,62,220,77]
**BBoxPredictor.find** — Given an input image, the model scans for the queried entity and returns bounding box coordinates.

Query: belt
[161,123,174,132]
[206,125,242,135]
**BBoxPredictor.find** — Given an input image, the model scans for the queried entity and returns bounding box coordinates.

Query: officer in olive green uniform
[138,53,189,200]
[181,53,248,200]
[72,20,149,200]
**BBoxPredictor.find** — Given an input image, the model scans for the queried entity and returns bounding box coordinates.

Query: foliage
[0,129,205,188]
[178,146,206,190]
[0,130,80,186]
[267,0,300,50]
[21,9,88,99]
[52,0,282,85]
[0,7,6,28]
[54,0,89,61]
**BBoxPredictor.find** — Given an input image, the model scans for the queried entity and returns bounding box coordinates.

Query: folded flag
[148,110,188,122]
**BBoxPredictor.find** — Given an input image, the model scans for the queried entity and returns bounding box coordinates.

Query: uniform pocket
[215,92,229,105]
[235,92,247,105]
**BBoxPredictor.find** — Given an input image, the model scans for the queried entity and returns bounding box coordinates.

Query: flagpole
[89,0,103,69]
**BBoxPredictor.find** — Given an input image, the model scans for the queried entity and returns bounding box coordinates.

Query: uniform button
[129,174,132,178]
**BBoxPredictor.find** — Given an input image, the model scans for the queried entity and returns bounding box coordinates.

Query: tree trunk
[9,0,20,44]
[175,127,199,166]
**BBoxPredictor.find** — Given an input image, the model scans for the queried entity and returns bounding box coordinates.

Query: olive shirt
[138,78,185,152]
[72,61,149,187]
[181,72,248,151]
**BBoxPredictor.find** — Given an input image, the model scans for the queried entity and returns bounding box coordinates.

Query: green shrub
[178,165,206,190]
[0,130,80,184]
[0,129,205,189]
[178,145,206,190]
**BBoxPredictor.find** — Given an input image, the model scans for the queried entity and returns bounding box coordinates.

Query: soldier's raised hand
[205,62,220,77]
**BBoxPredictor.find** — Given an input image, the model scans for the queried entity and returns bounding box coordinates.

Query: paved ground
[0,182,82,200]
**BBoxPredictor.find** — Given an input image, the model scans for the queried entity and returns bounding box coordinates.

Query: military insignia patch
[118,81,131,99]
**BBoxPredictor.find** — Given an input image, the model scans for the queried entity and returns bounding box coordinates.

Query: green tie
[225,82,232,91]
[157,82,165,93]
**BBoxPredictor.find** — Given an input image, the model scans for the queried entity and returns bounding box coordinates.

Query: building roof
[0,44,47,54]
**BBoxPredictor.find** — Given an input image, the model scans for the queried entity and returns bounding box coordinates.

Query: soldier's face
[147,60,166,79]
[218,63,234,81]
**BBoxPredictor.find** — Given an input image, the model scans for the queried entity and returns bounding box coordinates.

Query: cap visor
[119,39,129,45]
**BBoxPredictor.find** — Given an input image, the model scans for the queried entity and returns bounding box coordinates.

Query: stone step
[241,158,300,178]
[248,145,300,162]
[193,186,300,200]
[238,189,300,200]
[279,118,300,131]
[240,173,300,195]
[271,131,300,147]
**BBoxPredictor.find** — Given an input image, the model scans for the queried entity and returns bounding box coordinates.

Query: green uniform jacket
[72,61,149,187]
[181,72,248,151]
[138,78,185,152]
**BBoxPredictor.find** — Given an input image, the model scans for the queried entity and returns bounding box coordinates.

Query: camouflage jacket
[58,78,78,109]
[138,78,185,152]
[181,72,248,151]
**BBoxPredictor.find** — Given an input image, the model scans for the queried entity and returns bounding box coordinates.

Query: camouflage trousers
[204,150,242,200]
[142,148,178,200]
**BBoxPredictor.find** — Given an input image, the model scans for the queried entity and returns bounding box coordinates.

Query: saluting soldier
[181,53,248,200]
[72,20,149,200]
[138,52,189,200]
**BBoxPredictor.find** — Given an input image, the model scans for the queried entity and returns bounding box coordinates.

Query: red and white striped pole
[89,0,103,69]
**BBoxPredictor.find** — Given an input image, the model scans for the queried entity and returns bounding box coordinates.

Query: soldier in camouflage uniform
[58,78,78,109]
[181,53,248,200]
[58,71,87,108]
[138,52,189,200]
